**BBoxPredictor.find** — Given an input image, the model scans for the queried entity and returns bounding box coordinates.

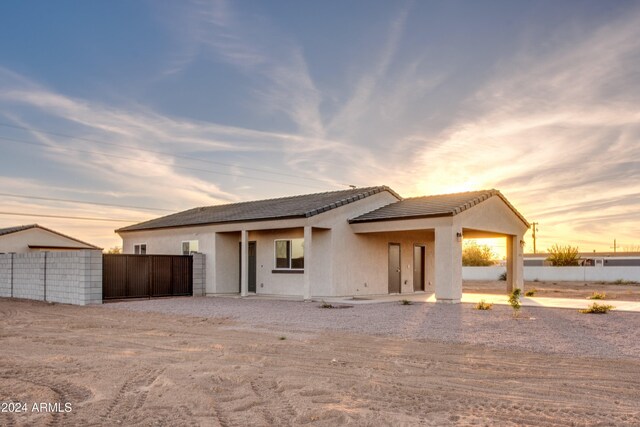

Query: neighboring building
[0,224,101,253]
[525,252,640,267]
[116,186,529,303]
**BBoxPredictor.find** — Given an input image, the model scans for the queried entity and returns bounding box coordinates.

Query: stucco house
[116,186,529,303]
[0,224,101,253]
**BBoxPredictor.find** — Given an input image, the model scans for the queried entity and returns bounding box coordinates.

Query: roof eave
[116,214,309,233]
[349,212,455,224]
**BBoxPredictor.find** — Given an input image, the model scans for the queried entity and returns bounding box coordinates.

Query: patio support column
[506,234,524,293]
[303,226,312,301]
[240,230,249,297]
[434,226,462,303]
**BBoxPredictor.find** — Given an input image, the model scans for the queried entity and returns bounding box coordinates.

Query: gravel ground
[103,297,640,359]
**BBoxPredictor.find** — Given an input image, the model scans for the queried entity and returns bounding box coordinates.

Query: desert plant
[320,301,334,309]
[589,292,606,300]
[400,299,412,305]
[105,246,122,254]
[613,279,638,285]
[279,336,287,340]
[508,288,522,317]
[580,303,614,314]
[475,300,493,310]
[462,242,497,266]
[546,244,581,266]
[498,271,507,281]
[525,289,536,297]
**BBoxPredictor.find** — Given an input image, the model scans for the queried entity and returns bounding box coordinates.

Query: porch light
[456,231,463,242]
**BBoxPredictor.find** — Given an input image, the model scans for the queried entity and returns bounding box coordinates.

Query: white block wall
[0,250,102,305]
[463,266,640,282]
[193,253,206,296]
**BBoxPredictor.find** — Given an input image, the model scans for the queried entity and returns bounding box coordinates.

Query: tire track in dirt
[0,370,93,427]
[101,367,164,424]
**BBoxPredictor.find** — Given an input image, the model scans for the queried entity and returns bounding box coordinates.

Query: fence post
[43,252,47,302]
[10,253,14,298]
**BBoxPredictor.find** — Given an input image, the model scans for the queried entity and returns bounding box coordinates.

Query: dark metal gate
[103,255,193,300]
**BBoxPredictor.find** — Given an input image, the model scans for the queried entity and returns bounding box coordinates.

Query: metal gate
[103,255,193,300]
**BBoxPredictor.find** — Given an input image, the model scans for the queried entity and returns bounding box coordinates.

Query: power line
[0,192,174,213]
[0,122,345,187]
[0,211,138,223]
[0,134,332,190]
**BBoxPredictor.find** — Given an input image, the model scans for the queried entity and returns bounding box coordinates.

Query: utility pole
[531,222,539,254]
[611,238,617,253]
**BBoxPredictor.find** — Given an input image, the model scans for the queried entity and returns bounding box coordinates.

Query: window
[182,240,199,255]
[134,244,147,255]
[274,239,304,270]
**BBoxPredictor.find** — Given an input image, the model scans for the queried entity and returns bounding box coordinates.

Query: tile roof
[349,189,529,226]
[117,186,400,232]
[0,224,101,249]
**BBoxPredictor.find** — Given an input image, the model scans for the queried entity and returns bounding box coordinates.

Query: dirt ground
[1,298,639,426]
[464,280,640,300]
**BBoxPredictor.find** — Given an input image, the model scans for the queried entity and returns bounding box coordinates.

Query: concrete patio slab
[319,292,640,312]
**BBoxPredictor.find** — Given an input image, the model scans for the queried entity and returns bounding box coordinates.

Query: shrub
[475,300,493,310]
[589,292,606,300]
[525,289,536,297]
[400,299,412,305]
[546,244,581,266]
[508,288,522,317]
[498,272,507,281]
[580,303,614,314]
[279,336,286,340]
[320,301,334,309]
[462,242,496,266]
[613,279,638,285]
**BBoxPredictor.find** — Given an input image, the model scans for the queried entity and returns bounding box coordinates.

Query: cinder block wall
[192,253,206,296]
[0,250,102,305]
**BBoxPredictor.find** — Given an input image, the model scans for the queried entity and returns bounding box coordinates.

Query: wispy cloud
[394,6,640,250]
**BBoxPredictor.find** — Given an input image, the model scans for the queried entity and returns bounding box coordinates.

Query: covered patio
[348,190,530,303]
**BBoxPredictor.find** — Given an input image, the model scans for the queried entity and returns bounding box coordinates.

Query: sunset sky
[1,0,639,253]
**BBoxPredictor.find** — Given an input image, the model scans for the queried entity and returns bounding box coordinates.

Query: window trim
[134,243,147,255]
[181,240,199,255]
[273,238,304,271]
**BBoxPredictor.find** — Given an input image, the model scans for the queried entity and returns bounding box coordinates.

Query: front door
[388,243,401,294]
[238,241,257,293]
[413,245,425,291]
[248,241,257,293]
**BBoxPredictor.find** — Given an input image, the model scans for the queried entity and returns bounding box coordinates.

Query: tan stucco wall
[0,228,96,254]
[327,230,435,297]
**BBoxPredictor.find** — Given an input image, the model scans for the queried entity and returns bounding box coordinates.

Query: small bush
[400,299,412,305]
[320,301,334,309]
[589,292,606,300]
[508,288,522,317]
[475,300,493,310]
[278,336,286,340]
[525,289,536,297]
[613,279,638,285]
[498,272,507,281]
[533,278,539,282]
[580,303,614,314]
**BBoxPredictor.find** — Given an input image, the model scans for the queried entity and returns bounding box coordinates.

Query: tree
[106,246,122,254]
[462,242,496,266]
[546,244,580,266]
